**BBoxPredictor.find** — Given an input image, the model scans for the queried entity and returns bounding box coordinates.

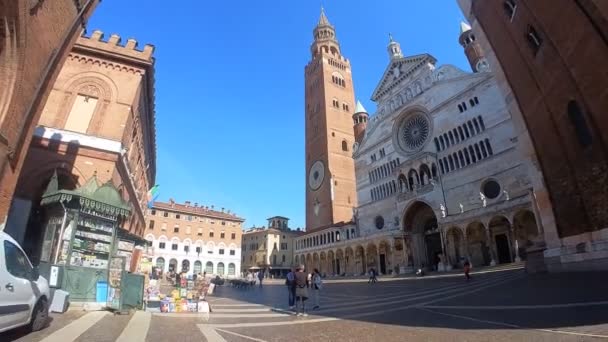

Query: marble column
[485,227,497,266]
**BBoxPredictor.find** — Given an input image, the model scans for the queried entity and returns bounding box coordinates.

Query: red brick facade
[468,0,608,238]
[0,0,99,224]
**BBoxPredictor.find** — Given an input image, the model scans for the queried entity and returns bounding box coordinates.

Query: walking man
[258,270,264,287]
[286,267,296,310]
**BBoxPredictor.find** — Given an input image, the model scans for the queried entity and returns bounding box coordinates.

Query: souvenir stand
[38,172,132,306]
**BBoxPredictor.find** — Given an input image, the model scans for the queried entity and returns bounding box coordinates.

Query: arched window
[464,148,471,164]
[467,121,475,136]
[449,131,455,145]
[448,155,455,170]
[473,118,481,133]
[453,129,460,143]
[444,134,450,147]
[469,146,477,162]
[217,262,225,275]
[458,126,465,140]
[346,229,350,239]
[480,141,488,158]
[478,116,485,131]
[453,153,460,168]
[156,257,165,270]
[228,263,236,275]
[485,139,493,155]
[439,160,445,174]
[458,150,465,166]
[193,261,202,274]
[567,100,592,147]
[431,163,438,178]
[474,143,482,160]
[464,124,470,138]
[342,140,348,151]
[434,138,440,152]
[440,136,445,150]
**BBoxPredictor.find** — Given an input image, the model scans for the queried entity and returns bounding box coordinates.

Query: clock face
[476,59,489,72]
[308,160,325,191]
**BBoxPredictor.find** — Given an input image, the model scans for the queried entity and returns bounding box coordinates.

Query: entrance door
[495,234,511,264]
[379,254,386,274]
[424,233,442,270]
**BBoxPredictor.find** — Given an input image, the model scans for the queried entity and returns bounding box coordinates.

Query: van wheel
[28,298,49,332]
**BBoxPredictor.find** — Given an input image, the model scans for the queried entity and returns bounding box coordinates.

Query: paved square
[2,268,607,341]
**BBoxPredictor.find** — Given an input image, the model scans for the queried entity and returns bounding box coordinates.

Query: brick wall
[0,0,99,224]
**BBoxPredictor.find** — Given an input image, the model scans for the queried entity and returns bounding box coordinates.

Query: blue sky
[88,1,469,229]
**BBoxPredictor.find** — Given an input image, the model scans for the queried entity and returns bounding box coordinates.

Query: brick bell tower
[304,8,358,232]
[459,21,489,72]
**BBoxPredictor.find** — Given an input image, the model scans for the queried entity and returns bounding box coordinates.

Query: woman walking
[294,265,309,317]
[312,268,323,310]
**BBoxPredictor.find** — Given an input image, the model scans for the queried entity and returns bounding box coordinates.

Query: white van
[0,232,50,333]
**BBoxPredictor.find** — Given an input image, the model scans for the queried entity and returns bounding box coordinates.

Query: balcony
[397,183,434,202]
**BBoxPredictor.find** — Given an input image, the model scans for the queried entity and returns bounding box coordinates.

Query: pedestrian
[312,268,323,310]
[372,268,378,283]
[247,272,254,288]
[258,270,264,287]
[286,267,296,309]
[368,268,375,284]
[464,260,471,281]
[294,265,309,317]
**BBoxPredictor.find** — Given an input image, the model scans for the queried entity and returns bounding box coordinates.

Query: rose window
[400,114,430,151]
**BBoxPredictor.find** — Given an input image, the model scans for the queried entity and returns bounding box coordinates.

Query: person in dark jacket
[294,265,309,316]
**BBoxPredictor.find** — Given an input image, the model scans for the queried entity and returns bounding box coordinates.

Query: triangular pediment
[371,53,437,102]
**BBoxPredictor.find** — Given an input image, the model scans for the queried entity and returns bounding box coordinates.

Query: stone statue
[479,192,487,207]
[440,204,446,218]
[459,203,464,213]
[406,88,413,100]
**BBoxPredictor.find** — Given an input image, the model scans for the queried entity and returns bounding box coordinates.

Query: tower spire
[318,6,330,26]
[387,33,403,60]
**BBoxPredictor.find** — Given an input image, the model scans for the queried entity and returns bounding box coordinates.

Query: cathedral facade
[295,12,543,275]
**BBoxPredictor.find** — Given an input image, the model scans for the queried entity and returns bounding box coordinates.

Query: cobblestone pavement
[2,268,607,341]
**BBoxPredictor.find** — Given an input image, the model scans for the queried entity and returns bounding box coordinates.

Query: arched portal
[344,247,354,275]
[378,240,392,274]
[466,222,490,266]
[193,260,202,274]
[181,259,190,273]
[169,258,178,272]
[488,215,512,264]
[319,251,327,274]
[366,243,378,272]
[328,250,336,275]
[512,210,540,261]
[354,245,366,275]
[403,201,441,269]
[446,227,465,267]
[335,249,344,275]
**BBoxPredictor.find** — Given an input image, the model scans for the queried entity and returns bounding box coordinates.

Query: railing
[397,183,434,202]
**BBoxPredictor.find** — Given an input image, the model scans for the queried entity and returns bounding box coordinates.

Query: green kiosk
[38,171,145,311]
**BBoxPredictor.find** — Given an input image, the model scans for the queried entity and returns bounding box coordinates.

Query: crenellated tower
[304,8,358,231]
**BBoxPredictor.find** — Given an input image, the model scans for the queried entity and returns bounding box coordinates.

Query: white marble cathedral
[294,22,544,275]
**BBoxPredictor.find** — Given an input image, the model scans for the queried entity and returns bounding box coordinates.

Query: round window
[393,111,433,155]
[482,180,501,199]
[375,216,385,229]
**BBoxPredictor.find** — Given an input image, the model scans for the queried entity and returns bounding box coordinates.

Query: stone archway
[328,250,336,275]
[313,253,320,272]
[344,247,354,275]
[335,249,344,275]
[466,222,490,267]
[489,215,512,264]
[306,254,313,272]
[378,240,392,275]
[355,245,366,275]
[403,201,441,269]
[513,210,540,261]
[320,251,327,274]
[366,243,379,273]
[446,227,465,267]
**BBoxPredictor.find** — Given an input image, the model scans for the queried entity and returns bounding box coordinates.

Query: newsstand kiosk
[38,172,144,310]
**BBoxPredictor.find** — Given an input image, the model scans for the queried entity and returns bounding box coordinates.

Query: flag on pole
[147,184,160,208]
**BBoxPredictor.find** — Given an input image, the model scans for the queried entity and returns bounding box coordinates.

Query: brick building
[458,0,608,271]
[144,200,245,278]
[0,0,99,226]
[5,30,157,261]
[241,216,303,276]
